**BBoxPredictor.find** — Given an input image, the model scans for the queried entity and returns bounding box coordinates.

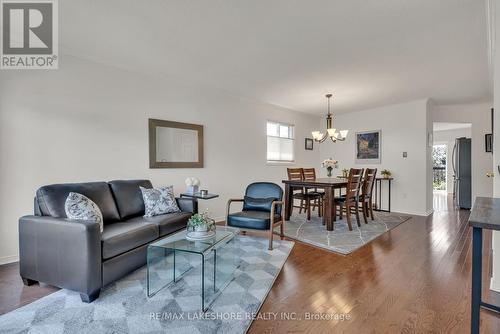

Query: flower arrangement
[185,177,200,194]
[322,158,338,177]
[381,169,392,179]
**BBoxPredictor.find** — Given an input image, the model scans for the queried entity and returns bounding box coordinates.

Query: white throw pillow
[65,192,104,232]
[140,186,180,217]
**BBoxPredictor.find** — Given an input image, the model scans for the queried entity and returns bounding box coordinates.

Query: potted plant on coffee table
[186,211,216,240]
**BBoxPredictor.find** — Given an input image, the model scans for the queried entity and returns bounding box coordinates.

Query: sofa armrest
[19,215,102,297]
[176,197,198,214]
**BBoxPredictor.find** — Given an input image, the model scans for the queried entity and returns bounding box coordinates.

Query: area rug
[0,236,294,334]
[284,211,411,255]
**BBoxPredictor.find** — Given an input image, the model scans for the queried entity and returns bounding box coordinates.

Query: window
[267,121,294,162]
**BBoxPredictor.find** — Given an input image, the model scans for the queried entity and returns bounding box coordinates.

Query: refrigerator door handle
[452,143,457,175]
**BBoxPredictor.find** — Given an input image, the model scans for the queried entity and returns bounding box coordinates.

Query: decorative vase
[195,226,208,232]
[327,166,333,177]
[186,185,199,194]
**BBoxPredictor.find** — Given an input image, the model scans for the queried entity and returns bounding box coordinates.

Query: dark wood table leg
[324,186,333,231]
[284,183,292,221]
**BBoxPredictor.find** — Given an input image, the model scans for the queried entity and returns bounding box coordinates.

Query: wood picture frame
[149,118,204,168]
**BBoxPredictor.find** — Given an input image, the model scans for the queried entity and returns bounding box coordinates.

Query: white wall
[431,103,493,200]
[0,56,320,264]
[319,99,431,216]
[433,127,472,193]
[431,102,495,291]
[491,0,500,293]
[426,100,433,213]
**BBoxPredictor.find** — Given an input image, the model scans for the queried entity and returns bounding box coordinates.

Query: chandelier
[312,94,348,143]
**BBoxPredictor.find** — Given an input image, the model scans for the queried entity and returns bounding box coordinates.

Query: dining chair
[287,168,305,214]
[335,168,364,231]
[302,168,323,217]
[286,168,321,220]
[359,168,377,224]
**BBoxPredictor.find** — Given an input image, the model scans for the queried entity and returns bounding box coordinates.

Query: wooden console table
[468,197,500,334]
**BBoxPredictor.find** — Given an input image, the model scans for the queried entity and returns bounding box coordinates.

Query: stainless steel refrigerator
[452,137,471,209]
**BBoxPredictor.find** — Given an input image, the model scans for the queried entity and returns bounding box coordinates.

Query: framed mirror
[149,119,204,168]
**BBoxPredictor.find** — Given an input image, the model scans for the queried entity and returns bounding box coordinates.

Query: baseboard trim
[0,255,19,265]
[391,209,433,217]
[214,216,226,224]
[491,276,500,293]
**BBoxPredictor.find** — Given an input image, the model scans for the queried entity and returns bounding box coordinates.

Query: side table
[180,192,219,200]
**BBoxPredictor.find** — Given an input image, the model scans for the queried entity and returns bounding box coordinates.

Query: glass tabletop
[180,192,219,199]
[149,226,239,254]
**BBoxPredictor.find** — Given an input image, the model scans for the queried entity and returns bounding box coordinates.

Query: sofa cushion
[227,211,280,230]
[36,182,120,223]
[127,212,191,237]
[101,221,158,259]
[108,180,152,220]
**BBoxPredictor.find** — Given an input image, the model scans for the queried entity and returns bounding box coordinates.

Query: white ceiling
[60,0,491,114]
[433,122,472,132]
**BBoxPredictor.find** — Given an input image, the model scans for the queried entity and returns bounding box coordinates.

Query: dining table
[282,177,348,231]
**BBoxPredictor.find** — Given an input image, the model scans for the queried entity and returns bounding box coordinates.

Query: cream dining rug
[283,211,411,255]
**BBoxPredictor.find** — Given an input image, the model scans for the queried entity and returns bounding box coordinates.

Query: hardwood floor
[0,262,57,315]
[1,193,499,333]
[248,192,500,333]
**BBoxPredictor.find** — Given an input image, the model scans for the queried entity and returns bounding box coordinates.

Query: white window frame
[266,120,295,164]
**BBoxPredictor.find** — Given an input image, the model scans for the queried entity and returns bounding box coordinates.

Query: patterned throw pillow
[65,192,104,232]
[140,186,180,217]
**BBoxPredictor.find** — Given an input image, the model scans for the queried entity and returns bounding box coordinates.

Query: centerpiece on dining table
[322,158,338,177]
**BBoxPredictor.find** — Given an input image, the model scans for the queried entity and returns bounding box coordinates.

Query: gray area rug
[0,236,294,334]
[284,211,411,255]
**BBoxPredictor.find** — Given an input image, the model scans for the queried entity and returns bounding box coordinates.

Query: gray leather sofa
[18,179,197,302]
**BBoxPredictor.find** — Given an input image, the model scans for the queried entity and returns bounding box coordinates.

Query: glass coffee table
[147,226,240,311]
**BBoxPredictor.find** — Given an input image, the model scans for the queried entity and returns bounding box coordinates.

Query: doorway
[432,122,472,212]
[433,144,447,191]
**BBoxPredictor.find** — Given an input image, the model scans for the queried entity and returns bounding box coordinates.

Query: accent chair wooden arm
[270,200,284,223]
[226,198,244,225]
